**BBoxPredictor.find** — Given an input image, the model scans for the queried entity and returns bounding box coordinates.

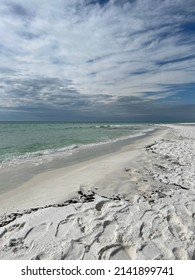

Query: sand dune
[0,125,194,260]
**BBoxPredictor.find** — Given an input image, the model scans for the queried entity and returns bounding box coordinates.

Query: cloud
[0,0,195,120]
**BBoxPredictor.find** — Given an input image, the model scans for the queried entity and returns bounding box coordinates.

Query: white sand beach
[0,124,194,260]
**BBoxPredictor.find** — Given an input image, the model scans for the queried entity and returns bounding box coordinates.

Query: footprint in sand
[166,212,188,241]
[55,217,75,238]
[95,200,108,212]
[97,219,119,250]
[98,244,130,260]
[61,240,85,260]
[24,223,48,247]
[3,237,28,254]
[173,247,187,260]
[0,222,26,247]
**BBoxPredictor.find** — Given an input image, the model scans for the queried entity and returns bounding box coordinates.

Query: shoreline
[0,124,194,260]
[0,125,156,194]
[0,126,167,216]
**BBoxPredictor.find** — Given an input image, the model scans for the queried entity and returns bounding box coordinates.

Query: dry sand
[0,125,194,260]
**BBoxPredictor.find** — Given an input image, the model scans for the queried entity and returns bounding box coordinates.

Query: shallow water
[0,122,156,192]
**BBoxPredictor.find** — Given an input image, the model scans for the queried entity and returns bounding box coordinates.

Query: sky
[0,0,195,122]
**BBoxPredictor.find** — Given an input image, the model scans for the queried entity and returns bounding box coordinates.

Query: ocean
[0,122,156,192]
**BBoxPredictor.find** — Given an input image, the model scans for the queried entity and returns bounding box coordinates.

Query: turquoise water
[0,122,155,169]
[0,122,157,192]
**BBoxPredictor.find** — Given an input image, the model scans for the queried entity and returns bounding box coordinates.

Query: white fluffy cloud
[0,0,195,112]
